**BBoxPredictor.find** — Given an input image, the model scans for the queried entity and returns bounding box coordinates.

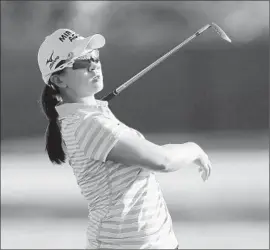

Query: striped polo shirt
[55,100,178,249]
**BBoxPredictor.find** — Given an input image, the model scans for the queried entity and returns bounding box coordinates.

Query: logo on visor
[46,51,60,70]
[59,30,79,43]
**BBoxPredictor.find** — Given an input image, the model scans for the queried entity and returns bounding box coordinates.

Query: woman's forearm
[161,142,202,172]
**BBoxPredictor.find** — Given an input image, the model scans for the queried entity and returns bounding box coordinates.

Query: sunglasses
[53,50,100,73]
[71,50,100,70]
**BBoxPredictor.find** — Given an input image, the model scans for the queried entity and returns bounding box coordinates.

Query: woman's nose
[88,62,100,72]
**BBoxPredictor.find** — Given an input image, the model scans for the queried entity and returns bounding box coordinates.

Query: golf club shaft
[102,24,211,101]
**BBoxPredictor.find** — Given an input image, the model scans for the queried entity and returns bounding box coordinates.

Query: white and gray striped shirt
[56,100,178,249]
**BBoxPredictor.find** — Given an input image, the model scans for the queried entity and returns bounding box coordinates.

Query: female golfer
[38,28,211,249]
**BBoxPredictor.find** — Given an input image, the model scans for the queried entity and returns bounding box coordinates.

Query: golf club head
[211,22,232,43]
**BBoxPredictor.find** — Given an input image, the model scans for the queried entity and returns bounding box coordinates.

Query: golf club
[101,22,231,102]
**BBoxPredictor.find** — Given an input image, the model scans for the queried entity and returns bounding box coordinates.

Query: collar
[55,100,109,118]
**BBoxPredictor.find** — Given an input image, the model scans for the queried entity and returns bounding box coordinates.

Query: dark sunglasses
[72,50,100,69]
[54,50,100,71]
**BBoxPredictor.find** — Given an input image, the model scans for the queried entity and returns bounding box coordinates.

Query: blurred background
[1,1,269,249]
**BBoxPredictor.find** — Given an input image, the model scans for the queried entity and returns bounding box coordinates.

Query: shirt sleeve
[74,114,128,162]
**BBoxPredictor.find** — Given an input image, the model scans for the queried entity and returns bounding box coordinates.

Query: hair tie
[49,116,57,122]
[53,94,63,103]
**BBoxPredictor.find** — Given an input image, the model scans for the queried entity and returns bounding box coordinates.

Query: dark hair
[40,68,66,165]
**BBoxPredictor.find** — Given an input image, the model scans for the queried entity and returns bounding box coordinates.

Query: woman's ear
[49,75,67,88]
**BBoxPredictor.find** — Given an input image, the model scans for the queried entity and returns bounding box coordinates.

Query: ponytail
[41,82,66,165]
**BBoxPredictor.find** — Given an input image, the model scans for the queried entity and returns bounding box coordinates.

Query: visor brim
[73,34,105,56]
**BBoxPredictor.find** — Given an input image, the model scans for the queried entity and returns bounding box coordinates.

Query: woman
[38,28,211,249]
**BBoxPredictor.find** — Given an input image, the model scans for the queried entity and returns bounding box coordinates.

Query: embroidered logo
[46,51,54,65]
[46,51,60,70]
[59,30,79,43]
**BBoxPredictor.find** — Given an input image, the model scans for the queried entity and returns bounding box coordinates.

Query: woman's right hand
[163,142,212,181]
[191,142,212,181]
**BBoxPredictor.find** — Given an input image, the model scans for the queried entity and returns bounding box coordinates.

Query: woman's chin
[92,79,103,90]
[83,82,103,95]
